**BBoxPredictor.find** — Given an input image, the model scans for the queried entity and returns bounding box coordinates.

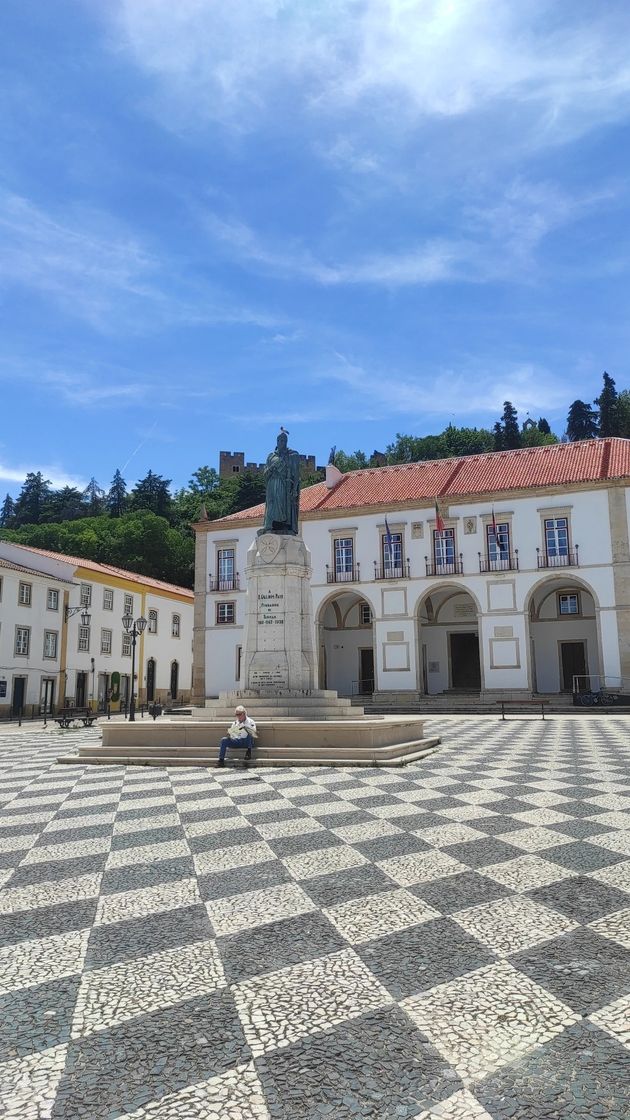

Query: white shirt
[227,715,257,741]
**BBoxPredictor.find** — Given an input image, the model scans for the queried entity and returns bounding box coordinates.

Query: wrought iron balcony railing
[425,556,464,577]
[536,547,579,569]
[479,551,519,573]
[326,564,361,584]
[209,575,240,591]
[373,560,410,580]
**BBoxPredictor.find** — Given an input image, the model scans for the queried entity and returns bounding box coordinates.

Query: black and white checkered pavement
[0,716,629,1119]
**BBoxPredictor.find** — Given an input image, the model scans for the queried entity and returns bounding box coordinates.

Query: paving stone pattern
[0,715,629,1119]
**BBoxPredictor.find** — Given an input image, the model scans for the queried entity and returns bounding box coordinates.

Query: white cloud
[112,1,630,147]
[0,463,88,490]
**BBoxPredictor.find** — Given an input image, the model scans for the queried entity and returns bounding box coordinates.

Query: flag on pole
[384,515,393,552]
[435,499,445,535]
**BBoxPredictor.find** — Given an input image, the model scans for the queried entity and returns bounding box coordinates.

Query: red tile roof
[208,438,630,527]
[4,544,193,598]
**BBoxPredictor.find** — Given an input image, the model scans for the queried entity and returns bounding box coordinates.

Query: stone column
[242,534,316,693]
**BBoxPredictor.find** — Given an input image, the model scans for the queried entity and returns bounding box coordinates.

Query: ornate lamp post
[122,614,147,721]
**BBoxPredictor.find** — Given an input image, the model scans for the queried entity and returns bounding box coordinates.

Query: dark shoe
[217,758,225,767]
[245,748,252,760]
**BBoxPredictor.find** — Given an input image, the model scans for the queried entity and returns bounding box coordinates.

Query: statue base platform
[191,690,361,720]
[58,715,440,769]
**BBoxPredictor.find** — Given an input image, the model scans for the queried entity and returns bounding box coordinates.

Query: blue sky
[2,0,630,496]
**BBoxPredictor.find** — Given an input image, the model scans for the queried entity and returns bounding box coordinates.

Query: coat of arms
[257,534,282,562]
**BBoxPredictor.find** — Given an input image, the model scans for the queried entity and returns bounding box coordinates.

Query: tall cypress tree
[106,470,128,517]
[501,402,521,450]
[595,371,620,437]
[13,472,52,526]
[0,493,15,527]
[566,400,598,442]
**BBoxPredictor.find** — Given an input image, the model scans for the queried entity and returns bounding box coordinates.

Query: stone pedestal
[242,533,315,694]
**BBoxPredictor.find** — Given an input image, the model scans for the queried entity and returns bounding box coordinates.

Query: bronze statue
[259,430,300,535]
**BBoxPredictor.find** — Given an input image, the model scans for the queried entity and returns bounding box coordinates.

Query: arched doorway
[146,658,156,702]
[418,586,481,694]
[527,577,600,693]
[317,592,375,696]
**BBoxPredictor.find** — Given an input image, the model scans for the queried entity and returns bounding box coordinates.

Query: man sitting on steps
[217,705,257,767]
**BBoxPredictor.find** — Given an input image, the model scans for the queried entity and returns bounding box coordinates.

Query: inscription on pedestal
[249,668,288,688]
[258,591,284,627]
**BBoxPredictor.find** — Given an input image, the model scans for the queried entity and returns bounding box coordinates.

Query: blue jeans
[219,734,253,762]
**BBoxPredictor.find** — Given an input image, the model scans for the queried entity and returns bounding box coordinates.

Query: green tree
[106,469,128,517]
[493,422,504,452]
[83,477,105,517]
[615,390,630,438]
[129,470,172,519]
[0,494,15,527]
[595,371,620,437]
[537,417,551,434]
[13,472,52,526]
[500,401,521,450]
[520,427,558,448]
[566,399,598,441]
[45,487,86,522]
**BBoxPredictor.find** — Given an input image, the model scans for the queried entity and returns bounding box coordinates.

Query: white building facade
[0,542,194,715]
[193,439,630,704]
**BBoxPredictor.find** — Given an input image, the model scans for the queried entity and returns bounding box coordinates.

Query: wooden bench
[496,700,550,721]
[54,707,98,728]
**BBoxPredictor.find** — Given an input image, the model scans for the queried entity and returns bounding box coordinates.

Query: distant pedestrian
[217,705,257,767]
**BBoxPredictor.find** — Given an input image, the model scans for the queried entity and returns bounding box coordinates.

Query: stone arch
[525,574,602,694]
[416,583,481,695]
[316,589,376,696]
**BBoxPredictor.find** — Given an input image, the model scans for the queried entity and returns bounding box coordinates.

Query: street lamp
[65,605,92,626]
[122,614,147,721]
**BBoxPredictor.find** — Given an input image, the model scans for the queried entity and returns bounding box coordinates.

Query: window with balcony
[172,613,180,638]
[216,601,236,624]
[43,630,58,659]
[428,528,461,575]
[540,517,577,567]
[101,629,112,654]
[376,531,407,579]
[46,588,59,611]
[18,582,32,606]
[15,626,30,656]
[103,588,114,611]
[330,537,356,583]
[216,548,236,591]
[481,521,517,572]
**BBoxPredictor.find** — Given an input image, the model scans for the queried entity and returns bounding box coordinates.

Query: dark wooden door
[170,661,179,699]
[560,642,587,692]
[76,673,87,707]
[147,659,156,702]
[359,648,374,694]
[450,633,481,690]
[11,677,26,716]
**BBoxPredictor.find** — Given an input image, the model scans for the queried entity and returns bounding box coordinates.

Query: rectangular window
[123,593,133,616]
[122,633,132,657]
[359,602,372,625]
[382,531,403,575]
[43,630,58,659]
[46,588,59,611]
[15,627,30,656]
[487,522,510,563]
[78,626,90,652]
[148,609,158,634]
[171,613,181,638]
[433,527,455,568]
[216,601,236,625]
[559,593,579,615]
[334,537,354,580]
[101,629,112,654]
[18,582,32,606]
[545,517,569,558]
[217,548,235,589]
[80,583,92,607]
[103,588,114,611]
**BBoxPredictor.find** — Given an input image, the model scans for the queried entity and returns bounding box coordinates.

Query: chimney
[325,463,344,490]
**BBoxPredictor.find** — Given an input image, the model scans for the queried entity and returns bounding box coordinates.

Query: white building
[0,542,193,716]
[193,438,630,703]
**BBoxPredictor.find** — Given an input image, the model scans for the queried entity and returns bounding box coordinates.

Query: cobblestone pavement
[0,715,629,1119]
